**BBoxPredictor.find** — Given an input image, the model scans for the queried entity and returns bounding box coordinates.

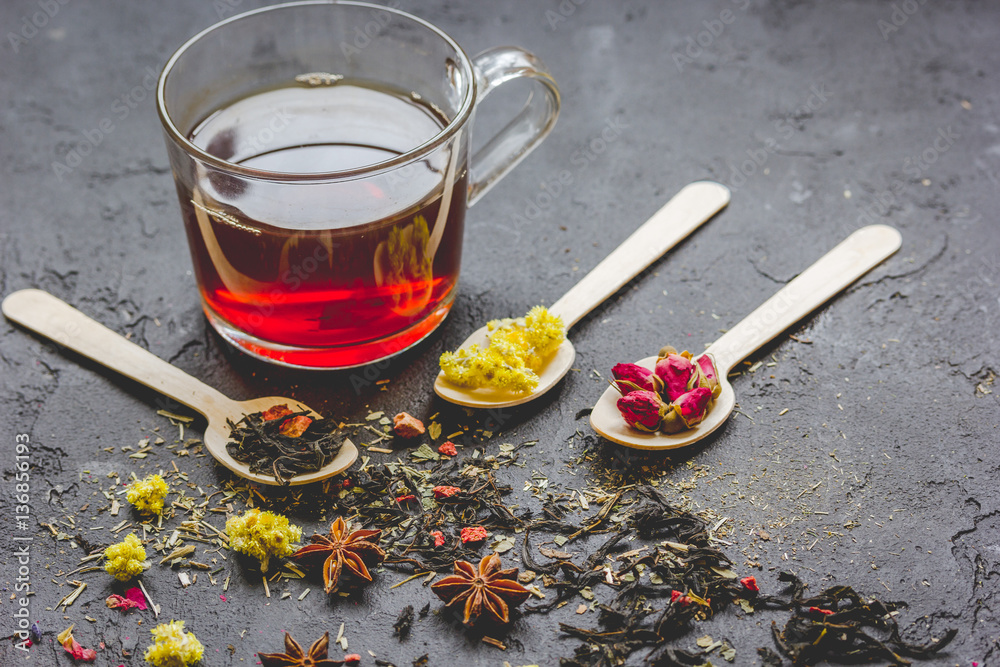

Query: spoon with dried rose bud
[590,224,902,449]
[1,289,357,485]
[434,181,732,408]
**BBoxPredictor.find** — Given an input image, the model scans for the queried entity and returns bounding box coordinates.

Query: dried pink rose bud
[674,387,713,427]
[694,354,721,397]
[616,390,666,432]
[655,353,696,401]
[612,363,663,395]
[657,345,679,360]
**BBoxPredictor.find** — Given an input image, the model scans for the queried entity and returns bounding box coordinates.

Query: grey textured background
[1,0,998,665]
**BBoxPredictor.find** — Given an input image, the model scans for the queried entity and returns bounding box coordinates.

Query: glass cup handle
[467,47,561,206]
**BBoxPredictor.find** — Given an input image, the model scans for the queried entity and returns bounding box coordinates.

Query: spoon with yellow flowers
[1,289,357,485]
[589,224,902,449]
[434,181,731,408]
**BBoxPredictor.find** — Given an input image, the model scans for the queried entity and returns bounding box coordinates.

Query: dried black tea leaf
[393,605,414,639]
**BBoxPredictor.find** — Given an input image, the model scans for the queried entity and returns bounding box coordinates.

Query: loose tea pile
[306,448,956,665]
[36,397,964,667]
[226,404,345,484]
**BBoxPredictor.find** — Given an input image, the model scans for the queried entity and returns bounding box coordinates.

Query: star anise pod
[258,632,343,667]
[431,553,530,625]
[291,517,384,593]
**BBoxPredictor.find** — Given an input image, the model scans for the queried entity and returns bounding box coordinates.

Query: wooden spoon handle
[549,181,730,329]
[2,289,234,415]
[706,225,902,373]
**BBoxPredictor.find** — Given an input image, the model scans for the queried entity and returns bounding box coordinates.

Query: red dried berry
[740,576,760,593]
[809,606,835,616]
[279,415,313,438]
[392,412,425,438]
[395,494,416,503]
[430,530,445,547]
[438,441,458,456]
[670,589,692,606]
[460,526,487,543]
[433,485,462,500]
[344,654,361,663]
[262,404,294,421]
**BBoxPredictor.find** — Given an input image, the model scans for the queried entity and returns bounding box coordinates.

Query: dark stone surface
[1,0,998,665]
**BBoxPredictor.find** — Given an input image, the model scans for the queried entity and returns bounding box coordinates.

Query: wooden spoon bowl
[434,181,732,408]
[2,289,357,486]
[591,225,903,449]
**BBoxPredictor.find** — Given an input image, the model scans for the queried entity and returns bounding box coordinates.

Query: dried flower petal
[740,576,760,593]
[58,625,97,662]
[126,586,147,610]
[694,354,721,396]
[105,594,139,610]
[430,530,446,547]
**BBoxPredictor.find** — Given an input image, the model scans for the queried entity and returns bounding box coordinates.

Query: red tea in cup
[157,2,559,368]
[182,80,467,367]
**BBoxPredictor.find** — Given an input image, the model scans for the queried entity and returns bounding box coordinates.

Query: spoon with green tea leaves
[589,224,902,450]
[1,289,357,485]
[434,181,731,408]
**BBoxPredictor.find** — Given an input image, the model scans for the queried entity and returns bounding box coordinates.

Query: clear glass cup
[156,0,559,369]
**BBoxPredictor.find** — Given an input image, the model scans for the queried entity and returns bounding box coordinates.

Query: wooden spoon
[1,289,357,485]
[434,181,732,408]
[589,224,902,449]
